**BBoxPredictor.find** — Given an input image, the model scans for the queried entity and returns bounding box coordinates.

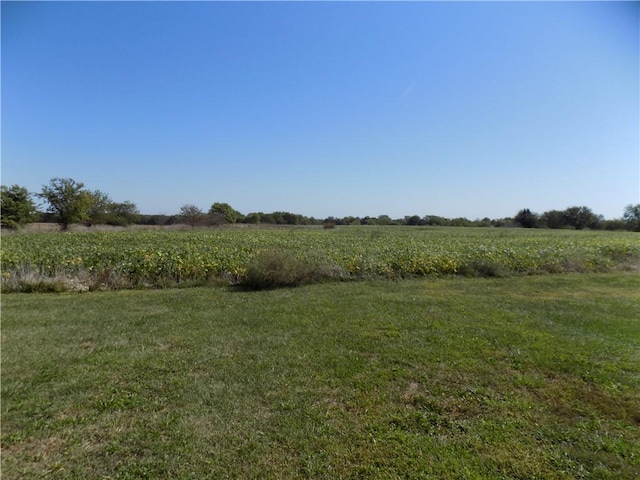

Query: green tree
[86,190,113,226]
[424,215,450,226]
[280,212,301,225]
[623,204,640,232]
[0,184,39,229]
[243,212,262,224]
[514,208,538,228]
[405,215,422,226]
[478,217,493,227]
[108,201,140,226]
[377,215,395,225]
[563,206,598,230]
[209,202,242,224]
[39,177,92,230]
[541,210,566,229]
[342,216,361,226]
[179,204,205,228]
[450,217,472,227]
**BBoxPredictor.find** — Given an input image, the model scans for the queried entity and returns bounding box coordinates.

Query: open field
[2,273,640,479]
[2,227,638,291]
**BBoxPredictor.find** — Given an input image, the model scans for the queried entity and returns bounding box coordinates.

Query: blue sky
[2,1,638,219]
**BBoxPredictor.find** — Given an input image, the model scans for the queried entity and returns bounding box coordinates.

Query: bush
[323,221,336,229]
[459,259,511,278]
[241,250,346,290]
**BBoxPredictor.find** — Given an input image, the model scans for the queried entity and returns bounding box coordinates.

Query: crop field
[2,227,638,291]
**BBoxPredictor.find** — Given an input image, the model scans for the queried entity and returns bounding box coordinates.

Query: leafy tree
[86,190,113,226]
[405,215,422,226]
[377,215,395,225]
[39,178,92,230]
[601,218,627,231]
[280,212,301,225]
[108,201,139,226]
[623,204,640,232]
[0,184,39,229]
[243,212,262,224]
[85,191,139,227]
[563,206,598,230]
[424,215,450,227]
[477,217,493,228]
[514,208,538,228]
[342,216,361,226]
[209,202,242,224]
[541,210,566,229]
[179,204,205,228]
[269,212,286,224]
[450,217,472,227]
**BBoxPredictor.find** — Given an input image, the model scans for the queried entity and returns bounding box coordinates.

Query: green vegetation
[2,273,639,478]
[35,178,139,230]
[2,227,638,292]
[178,204,206,228]
[0,185,39,229]
[209,201,243,224]
[2,177,640,231]
[623,204,640,232]
[38,177,95,230]
[242,249,347,290]
[85,190,139,227]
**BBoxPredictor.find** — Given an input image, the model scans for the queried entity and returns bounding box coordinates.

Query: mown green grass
[2,273,639,479]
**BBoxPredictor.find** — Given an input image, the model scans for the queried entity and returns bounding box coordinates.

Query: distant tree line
[1,178,639,232]
[514,206,640,232]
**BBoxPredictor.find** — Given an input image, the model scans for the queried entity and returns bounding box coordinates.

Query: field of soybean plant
[2,226,639,292]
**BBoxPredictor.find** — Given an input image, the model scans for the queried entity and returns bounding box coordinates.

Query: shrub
[459,259,511,278]
[241,249,345,290]
[323,221,336,229]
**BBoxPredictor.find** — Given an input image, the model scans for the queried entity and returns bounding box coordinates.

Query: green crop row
[2,227,638,290]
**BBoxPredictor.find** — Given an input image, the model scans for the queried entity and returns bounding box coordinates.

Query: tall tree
[514,208,538,228]
[39,177,92,230]
[86,190,113,226]
[541,210,566,229]
[243,212,262,224]
[623,204,640,232]
[209,202,242,224]
[108,201,140,226]
[179,204,205,228]
[563,206,598,230]
[0,184,38,229]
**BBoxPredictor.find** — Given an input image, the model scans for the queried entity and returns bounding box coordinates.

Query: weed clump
[1,268,86,293]
[240,249,347,290]
[459,259,511,278]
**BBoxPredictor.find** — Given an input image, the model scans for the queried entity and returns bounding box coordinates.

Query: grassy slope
[2,273,639,479]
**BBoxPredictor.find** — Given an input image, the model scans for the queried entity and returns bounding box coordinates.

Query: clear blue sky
[2,1,638,219]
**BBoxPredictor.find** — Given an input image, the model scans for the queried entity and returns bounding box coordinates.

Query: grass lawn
[2,273,639,479]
